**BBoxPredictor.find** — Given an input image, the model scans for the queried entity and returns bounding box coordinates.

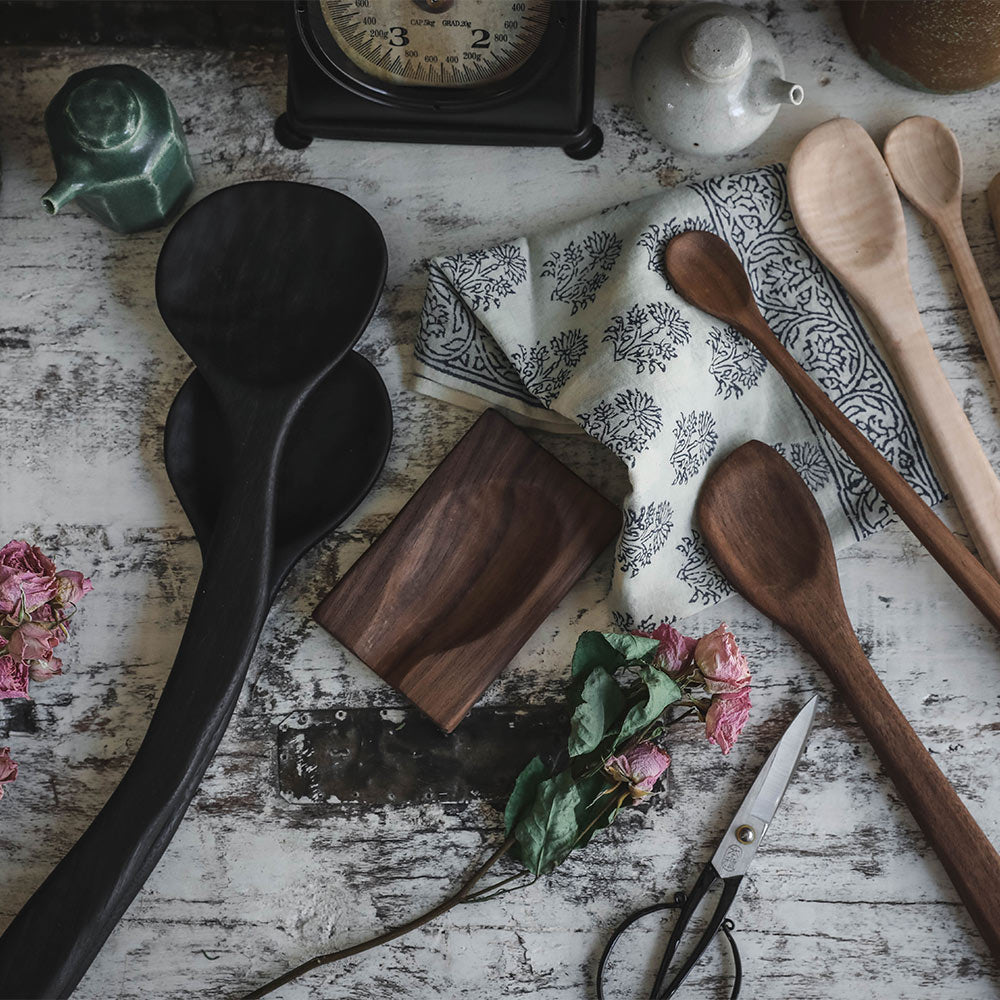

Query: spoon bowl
[696,441,835,640]
[788,117,907,292]
[884,115,963,218]
[156,181,386,390]
[164,351,392,601]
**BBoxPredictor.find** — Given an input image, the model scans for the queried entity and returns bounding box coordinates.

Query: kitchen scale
[277,0,602,158]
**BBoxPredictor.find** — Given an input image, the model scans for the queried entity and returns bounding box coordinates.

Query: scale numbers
[319,0,551,88]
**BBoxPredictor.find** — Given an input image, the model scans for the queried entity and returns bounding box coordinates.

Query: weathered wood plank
[2,2,1000,997]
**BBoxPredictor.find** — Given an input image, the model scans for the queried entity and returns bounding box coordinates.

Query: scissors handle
[596,866,743,1000]
[651,864,742,999]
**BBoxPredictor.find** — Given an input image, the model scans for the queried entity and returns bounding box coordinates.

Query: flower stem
[241,835,516,1000]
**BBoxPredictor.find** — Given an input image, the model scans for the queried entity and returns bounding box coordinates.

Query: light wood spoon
[788,117,1000,577]
[883,116,1000,391]
[697,440,1000,961]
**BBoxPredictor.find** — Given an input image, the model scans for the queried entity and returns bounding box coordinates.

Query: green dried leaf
[572,772,624,851]
[617,666,683,744]
[511,770,583,875]
[602,632,660,663]
[570,631,621,679]
[504,756,549,837]
[568,665,627,757]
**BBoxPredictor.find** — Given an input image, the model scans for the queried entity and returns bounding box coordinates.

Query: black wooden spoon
[164,354,392,601]
[0,181,388,998]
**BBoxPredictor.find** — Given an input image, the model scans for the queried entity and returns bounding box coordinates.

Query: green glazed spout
[43,65,194,234]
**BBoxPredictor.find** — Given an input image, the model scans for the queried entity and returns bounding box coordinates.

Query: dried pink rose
[29,657,63,682]
[604,742,671,800]
[705,688,752,755]
[636,621,697,676]
[693,624,750,694]
[55,570,93,607]
[0,655,30,700]
[8,622,59,663]
[0,747,17,801]
[0,541,58,614]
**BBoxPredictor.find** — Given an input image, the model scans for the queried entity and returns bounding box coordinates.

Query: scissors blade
[709,695,818,879]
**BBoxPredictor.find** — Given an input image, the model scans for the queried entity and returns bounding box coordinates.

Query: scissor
[597,695,819,1000]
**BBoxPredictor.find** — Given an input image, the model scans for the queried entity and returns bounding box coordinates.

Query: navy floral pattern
[510,329,588,406]
[541,230,623,314]
[578,389,663,468]
[618,500,673,578]
[707,325,767,400]
[602,302,691,374]
[670,410,718,486]
[676,530,733,606]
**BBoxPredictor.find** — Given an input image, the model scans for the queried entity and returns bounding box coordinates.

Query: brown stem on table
[241,835,517,1000]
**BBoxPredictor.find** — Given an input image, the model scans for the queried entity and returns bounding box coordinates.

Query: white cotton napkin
[412,164,942,626]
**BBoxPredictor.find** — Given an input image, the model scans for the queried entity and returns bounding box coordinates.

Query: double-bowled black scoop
[0,181,392,998]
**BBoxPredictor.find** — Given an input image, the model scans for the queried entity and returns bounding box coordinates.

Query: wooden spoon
[788,117,1000,577]
[883,116,1000,392]
[663,229,1000,633]
[0,181,389,999]
[697,440,1000,960]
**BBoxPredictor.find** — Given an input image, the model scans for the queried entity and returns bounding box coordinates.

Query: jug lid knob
[65,77,141,150]
[682,15,752,83]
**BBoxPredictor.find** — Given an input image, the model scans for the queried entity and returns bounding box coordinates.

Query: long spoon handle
[808,621,1000,959]
[738,313,1000,631]
[0,410,284,999]
[938,216,1000,395]
[868,300,1000,577]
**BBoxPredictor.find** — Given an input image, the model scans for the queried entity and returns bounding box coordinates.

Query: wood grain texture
[884,116,1000,399]
[664,229,1000,634]
[788,117,1000,577]
[697,441,1000,961]
[2,4,1000,997]
[313,410,621,733]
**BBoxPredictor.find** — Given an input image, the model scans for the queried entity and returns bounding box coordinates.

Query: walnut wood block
[313,409,621,732]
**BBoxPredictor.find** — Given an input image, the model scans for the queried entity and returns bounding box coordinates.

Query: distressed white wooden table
[3,3,1000,997]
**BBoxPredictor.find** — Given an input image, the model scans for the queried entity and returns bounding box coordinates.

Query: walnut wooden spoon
[697,440,1000,961]
[788,117,1000,577]
[883,116,1000,391]
[663,229,1000,632]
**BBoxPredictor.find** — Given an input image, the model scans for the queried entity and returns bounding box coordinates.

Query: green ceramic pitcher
[43,65,194,234]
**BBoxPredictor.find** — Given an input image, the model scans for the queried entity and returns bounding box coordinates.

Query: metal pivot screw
[735,824,756,844]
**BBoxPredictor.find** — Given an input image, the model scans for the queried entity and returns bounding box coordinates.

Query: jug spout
[751,66,804,111]
[42,177,88,215]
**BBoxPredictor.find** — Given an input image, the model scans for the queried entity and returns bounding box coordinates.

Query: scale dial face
[318,0,551,88]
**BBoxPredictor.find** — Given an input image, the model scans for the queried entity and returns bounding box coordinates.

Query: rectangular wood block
[313,409,621,732]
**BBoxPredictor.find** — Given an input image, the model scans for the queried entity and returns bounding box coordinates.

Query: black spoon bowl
[165,351,392,600]
[0,182,389,999]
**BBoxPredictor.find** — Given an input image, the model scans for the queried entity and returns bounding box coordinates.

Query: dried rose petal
[604,742,671,800]
[705,688,752,755]
[0,541,58,614]
[0,747,17,801]
[8,622,58,662]
[694,624,750,694]
[635,621,697,676]
[0,656,29,700]
[55,570,93,607]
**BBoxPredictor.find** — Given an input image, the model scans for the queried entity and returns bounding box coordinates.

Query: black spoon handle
[0,417,284,999]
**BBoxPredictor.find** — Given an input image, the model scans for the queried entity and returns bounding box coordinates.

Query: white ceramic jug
[631,3,803,157]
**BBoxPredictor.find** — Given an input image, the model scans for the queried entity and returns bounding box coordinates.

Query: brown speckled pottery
[841,0,1000,94]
